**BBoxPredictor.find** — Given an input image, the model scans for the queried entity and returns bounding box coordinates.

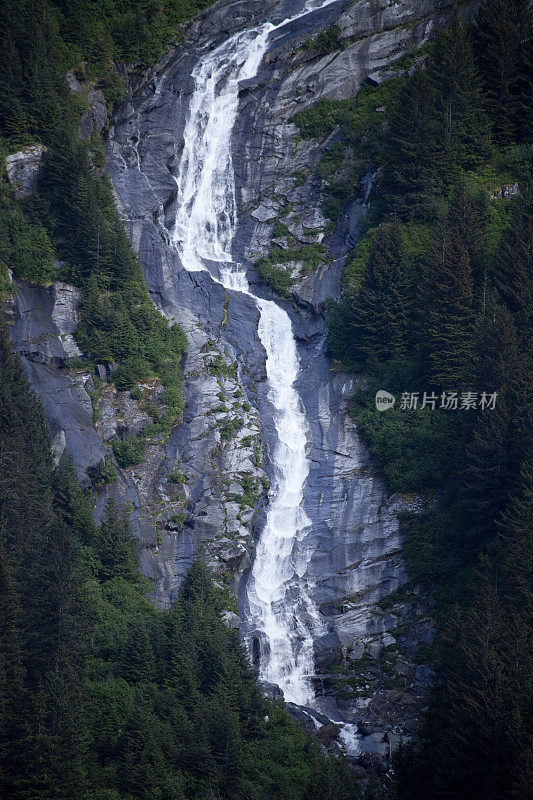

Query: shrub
[255,258,293,298]
[169,511,187,527]
[112,436,145,468]
[220,418,243,440]
[168,471,187,484]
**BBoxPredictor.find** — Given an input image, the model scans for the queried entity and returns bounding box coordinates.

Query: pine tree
[97,498,138,583]
[52,454,99,549]
[434,576,510,800]
[0,537,26,799]
[334,225,413,372]
[427,13,491,181]
[494,202,533,347]
[382,67,441,218]
[473,0,533,144]
[475,291,519,391]
[423,219,476,387]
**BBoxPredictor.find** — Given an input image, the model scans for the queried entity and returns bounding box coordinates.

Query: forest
[0,320,364,800]
[323,3,532,797]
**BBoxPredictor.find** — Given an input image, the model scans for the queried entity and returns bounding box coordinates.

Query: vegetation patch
[168,471,187,485]
[255,258,294,298]
[220,418,244,440]
[255,241,329,297]
[301,24,343,55]
[325,8,533,797]
[208,353,235,377]
[112,435,146,468]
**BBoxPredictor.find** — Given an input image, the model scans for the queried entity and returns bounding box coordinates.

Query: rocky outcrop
[5,145,46,198]
[5,276,267,604]
[79,86,108,140]
[65,68,108,140]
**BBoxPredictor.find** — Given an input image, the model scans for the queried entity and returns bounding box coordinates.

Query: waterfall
[171,0,340,706]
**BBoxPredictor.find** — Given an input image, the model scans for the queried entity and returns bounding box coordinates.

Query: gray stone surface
[79,86,108,140]
[5,145,46,198]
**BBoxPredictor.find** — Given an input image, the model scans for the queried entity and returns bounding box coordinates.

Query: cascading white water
[172,0,340,705]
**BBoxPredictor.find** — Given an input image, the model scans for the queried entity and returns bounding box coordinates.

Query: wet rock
[24,360,106,485]
[262,681,284,700]
[359,733,389,757]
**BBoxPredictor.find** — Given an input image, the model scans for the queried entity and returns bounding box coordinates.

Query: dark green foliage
[170,511,188,527]
[168,471,187,484]
[255,258,294,298]
[0,0,219,149]
[97,499,138,582]
[208,353,235,377]
[329,226,414,372]
[423,219,475,387]
[0,0,188,416]
[380,67,443,219]
[301,24,342,55]
[293,75,406,223]
[76,276,187,408]
[353,394,469,493]
[0,322,88,798]
[473,0,533,145]
[0,326,361,800]
[112,436,146,469]
[220,418,244,440]
[382,16,491,219]
[0,205,56,284]
[324,9,533,799]
[254,242,328,297]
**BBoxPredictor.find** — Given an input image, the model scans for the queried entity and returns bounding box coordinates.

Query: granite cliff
[7,0,475,768]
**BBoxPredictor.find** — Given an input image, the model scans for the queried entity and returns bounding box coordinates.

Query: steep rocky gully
[6,0,470,774]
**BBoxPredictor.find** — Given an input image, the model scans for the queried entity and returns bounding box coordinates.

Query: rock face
[5,145,46,198]
[79,86,108,140]
[6,276,267,606]
[8,0,470,766]
[101,0,467,759]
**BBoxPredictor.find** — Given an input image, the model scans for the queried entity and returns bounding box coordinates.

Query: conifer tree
[494,202,533,346]
[97,498,138,583]
[473,0,533,144]
[382,67,441,218]
[423,219,476,387]
[335,225,413,372]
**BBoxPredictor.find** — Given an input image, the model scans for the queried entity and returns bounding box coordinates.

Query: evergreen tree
[427,13,491,182]
[473,0,533,144]
[494,202,533,346]
[423,218,476,387]
[382,67,441,218]
[97,498,138,583]
[331,225,413,371]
